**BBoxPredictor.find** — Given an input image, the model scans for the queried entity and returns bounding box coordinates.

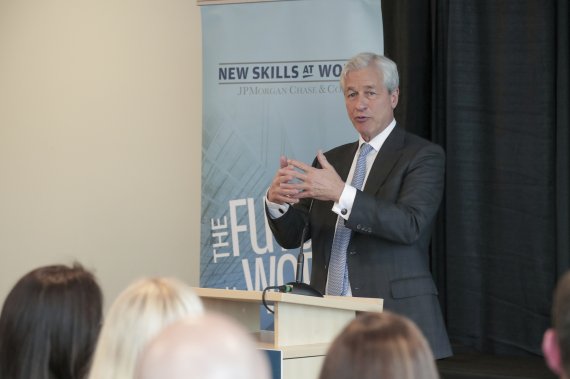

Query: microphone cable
[261,284,292,314]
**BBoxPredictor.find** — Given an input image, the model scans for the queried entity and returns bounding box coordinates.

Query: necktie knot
[359,143,373,158]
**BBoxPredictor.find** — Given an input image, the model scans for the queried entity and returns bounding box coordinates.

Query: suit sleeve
[345,143,445,245]
[265,197,312,249]
[265,154,325,249]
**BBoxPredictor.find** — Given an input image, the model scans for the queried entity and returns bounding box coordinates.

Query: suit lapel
[334,142,359,181]
[364,125,405,193]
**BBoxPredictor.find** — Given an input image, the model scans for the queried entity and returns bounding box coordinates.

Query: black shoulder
[324,141,358,160]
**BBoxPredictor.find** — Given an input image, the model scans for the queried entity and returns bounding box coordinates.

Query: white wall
[0,0,203,309]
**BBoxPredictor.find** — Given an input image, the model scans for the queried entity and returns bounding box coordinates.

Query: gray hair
[339,52,399,94]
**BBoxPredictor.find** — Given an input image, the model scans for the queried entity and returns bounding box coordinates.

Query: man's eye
[366,91,377,97]
[347,92,357,98]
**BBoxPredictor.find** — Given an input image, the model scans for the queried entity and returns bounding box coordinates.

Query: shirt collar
[358,119,397,152]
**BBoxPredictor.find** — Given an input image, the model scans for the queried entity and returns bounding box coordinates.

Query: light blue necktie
[327,143,374,296]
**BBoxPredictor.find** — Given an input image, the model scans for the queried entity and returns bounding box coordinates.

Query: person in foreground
[265,51,452,358]
[134,312,271,379]
[87,277,204,379]
[0,263,103,379]
[319,311,440,379]
[543,271,570,378]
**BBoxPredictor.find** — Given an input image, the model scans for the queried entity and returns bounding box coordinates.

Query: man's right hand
[267,155,301,205]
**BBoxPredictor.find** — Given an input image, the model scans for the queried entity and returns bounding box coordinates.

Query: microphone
[285,199,323,297]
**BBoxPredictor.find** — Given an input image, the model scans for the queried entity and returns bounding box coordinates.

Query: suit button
[349,251,356,255]
[356,224,362,230]
[341,208,347,215]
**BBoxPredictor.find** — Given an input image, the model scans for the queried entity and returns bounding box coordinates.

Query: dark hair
[319,311,439,379]
[0,263,103,379]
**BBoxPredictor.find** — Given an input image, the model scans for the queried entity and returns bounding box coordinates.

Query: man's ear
[543,328,563,375]
[390,87,399,109]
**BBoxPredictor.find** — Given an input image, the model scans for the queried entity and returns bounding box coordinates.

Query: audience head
[135,312,271,379]
[340,52,399,94]
[0,262,103,379]
[87,277,204,379]
[543,271,570,378]
[319,311,439,379]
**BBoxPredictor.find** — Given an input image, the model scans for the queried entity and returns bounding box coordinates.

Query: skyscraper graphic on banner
[200,0,384,291]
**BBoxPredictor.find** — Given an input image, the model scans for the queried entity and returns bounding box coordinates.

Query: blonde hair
[319,311,439,379]
[87,277,204,379]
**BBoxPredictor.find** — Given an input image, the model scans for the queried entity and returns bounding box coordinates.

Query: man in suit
[543,271,570,378]
[265,52,452,359]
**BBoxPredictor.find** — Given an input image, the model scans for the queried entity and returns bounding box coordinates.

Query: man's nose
[355,95,368,109]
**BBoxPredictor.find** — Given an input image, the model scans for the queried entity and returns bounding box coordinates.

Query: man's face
[343,65,399,142]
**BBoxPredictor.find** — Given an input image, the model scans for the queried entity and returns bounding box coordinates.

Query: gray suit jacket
[267,125,452,359]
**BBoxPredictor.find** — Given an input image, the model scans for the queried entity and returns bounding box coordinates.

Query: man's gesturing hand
[267,155,302,205]
[282,151,345,202]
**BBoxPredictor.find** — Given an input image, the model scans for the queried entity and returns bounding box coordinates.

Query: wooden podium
[193,287,383,379]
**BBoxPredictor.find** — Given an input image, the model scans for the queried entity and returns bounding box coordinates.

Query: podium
[193,287,383,379]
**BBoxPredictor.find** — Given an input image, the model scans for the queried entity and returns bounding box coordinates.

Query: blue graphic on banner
[200,0,383,293]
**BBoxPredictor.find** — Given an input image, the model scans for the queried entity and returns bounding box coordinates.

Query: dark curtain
[382,0,570,356]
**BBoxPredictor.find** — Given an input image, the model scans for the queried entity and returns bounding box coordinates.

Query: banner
[200,0,383,291]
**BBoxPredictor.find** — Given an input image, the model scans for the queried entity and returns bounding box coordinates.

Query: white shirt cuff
[265,196,290,219]
[332,184,357,220]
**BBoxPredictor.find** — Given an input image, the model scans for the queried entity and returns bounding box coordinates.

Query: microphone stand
[285,201,323,297]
